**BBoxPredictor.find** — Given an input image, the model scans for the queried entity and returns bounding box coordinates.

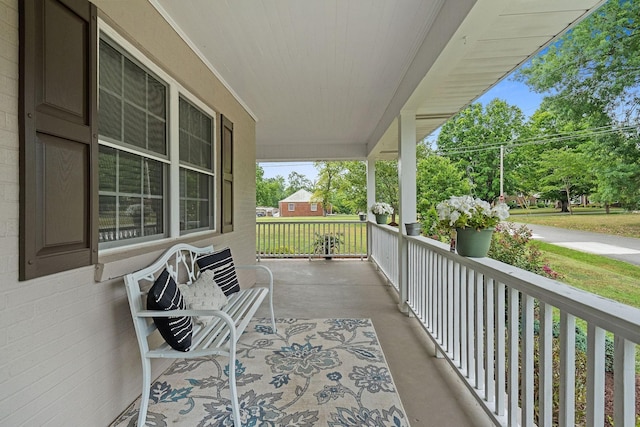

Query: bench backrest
[124,243,214,354]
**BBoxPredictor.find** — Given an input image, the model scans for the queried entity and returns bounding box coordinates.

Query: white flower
[435,195,509,230]
[370,202,394,215]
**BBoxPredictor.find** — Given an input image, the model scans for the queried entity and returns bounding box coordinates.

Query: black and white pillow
[196,247,240,296]
[147,269,192,352]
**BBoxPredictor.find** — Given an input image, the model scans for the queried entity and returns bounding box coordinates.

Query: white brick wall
[0,0,258,425]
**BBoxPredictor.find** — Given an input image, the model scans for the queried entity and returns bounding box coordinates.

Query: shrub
[488,223,562,279]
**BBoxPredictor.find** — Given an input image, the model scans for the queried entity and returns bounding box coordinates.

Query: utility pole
[499,145,504,203]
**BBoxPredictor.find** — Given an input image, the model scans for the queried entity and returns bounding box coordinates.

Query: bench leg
[137,358,152,427]
[268,291,277,333]
[228,341,242,426]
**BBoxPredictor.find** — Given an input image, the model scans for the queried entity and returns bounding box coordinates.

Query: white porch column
[366,158,376,257]
[366,158,376,221]
[397,111,417,314]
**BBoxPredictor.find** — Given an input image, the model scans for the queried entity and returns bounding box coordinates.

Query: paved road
[515,222,640,266]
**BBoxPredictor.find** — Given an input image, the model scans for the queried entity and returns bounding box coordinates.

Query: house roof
[280,189,314,203]
[151,0,605,162]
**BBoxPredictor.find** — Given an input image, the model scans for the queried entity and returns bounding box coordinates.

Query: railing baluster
[453,261,460,364]
[460,264,468,373]
[475,272,484,392]
[613,336,636,426]
[467,269,475,381]
[559,312,576,427]
[586,324,605,427]
[507,287,518,427]
[447,258,454,354]
[485,277,495,405]
[521,294,534,426]
[539,302,553,427]
[494,281,505,417]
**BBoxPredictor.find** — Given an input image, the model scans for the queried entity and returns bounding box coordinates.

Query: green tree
[285,171,313,196]
[416,153,470,235]
[255,164,285,207]
[436,99,525,202]
[515,0,640,123]
[340,161,367,214]
[375,160,399,223]
[416,154,470,215]
[312,161,345,215]
[537,148,594,213]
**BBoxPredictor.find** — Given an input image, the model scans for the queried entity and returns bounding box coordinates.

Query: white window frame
[310,202,318,211]
[288,203,295,212]
[98,21,217,253]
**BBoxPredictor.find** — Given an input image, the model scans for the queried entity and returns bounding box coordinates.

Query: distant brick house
[278,189,331,217]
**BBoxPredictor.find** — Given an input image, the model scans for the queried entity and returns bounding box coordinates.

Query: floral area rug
[112,318,409,427]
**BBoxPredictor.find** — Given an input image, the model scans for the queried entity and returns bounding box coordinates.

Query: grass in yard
[511,211,640,238]
[535,241,640,308]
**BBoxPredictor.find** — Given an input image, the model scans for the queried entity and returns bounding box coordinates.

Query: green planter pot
[375,214,388,224]
[455,227,494,257]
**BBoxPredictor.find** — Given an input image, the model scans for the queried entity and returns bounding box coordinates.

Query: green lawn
[534,241,640,308]
[510,210,640,238]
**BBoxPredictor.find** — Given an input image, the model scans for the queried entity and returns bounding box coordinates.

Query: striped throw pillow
[147,269,192,352]
[196,247,240,296]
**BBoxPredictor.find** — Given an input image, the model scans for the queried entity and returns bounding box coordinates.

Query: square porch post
[366,158,376,257]
[398,111,417,314]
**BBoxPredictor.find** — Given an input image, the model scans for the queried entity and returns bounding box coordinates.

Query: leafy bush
[313,232,343,256]
[488,223,562,279]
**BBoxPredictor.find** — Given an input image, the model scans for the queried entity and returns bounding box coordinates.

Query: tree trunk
[560,200,570,212]
[605,203,610,214]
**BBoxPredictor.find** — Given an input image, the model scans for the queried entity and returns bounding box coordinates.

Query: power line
[437,124,639,156]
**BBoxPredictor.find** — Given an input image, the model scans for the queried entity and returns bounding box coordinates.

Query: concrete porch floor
[254,259,493,427]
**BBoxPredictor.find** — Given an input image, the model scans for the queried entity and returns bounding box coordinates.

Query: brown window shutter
[221,115,234,233]
[19,0,98,280]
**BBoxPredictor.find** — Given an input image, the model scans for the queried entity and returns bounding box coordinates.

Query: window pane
[147,115,166,155]
[146,159,164,196]
[118,151,141,194]
[179,168,212,232]
[99,37,167,159]
[99,90,121,141]
[147,76,165,117]
[98,147,165,244]
[145,198,163,236]
[179,96,213,170]
[98,195,116,242]
[179,130,189,162]
[99,146,116,192]
[123,58,146,108]
[123,103,146,149]
[99,40,121,94]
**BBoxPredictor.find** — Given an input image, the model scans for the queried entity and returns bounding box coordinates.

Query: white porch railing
[370,223,640,427]
[369,223,399,292]
[256,220,367,260]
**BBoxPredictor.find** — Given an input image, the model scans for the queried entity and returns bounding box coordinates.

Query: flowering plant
[436,195,509,230]
[370,202,394,215]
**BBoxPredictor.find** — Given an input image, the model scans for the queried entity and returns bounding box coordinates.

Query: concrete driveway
[516,222,640,266]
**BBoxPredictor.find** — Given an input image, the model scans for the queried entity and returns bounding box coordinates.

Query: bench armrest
[235,264,274,292]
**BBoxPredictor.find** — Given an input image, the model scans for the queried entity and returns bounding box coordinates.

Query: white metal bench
[123,243,276,427]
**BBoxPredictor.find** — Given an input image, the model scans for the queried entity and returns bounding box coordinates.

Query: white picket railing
[256,220,367,260]
[370,223,640,427]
